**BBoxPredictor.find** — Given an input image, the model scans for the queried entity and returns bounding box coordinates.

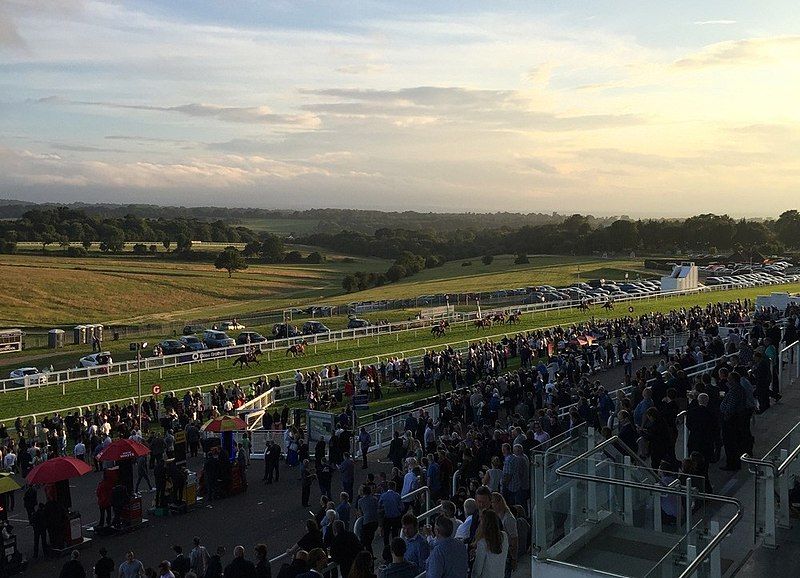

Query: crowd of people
[0,298,797,578]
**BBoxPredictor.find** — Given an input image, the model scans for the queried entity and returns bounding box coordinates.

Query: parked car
[178,335,207,351]
[302,321,331,335]
[182,325,205,335]
[236,331,267,345]
[203,330,235,349]
[77,352,113,368]
[347,318,371,329]
[158,339,187,356]
[10,367,47,386]
[272,323,300,340]
[220,321,246,331]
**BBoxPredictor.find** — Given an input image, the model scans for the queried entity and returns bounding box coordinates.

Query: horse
[474,318,492,329]
[492,312,506,325]
[602,300,614,310]
[286,340,308,357]
[233,349,261,369]
[507,312,521,325]
[578,301,591,311]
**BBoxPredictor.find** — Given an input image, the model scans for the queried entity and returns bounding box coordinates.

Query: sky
[1,1,799,216]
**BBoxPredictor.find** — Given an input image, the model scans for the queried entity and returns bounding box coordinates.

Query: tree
[481,254,494,265]
[82,237,93,251]
[775,210,800,248]
[514,253,529,264]
[59,235,71,251]
[148,244,158,253]
[214,247,248,278]
[162,236,172,251]
[260,234,285,263]
[342,274,356,292]
[306,251,324,264]
[283,250,303,263]
[385,264,407,282]
[242,240,261,258]
[132,243,148,255]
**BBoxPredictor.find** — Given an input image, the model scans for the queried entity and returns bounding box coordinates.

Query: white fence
[1,283,748,395]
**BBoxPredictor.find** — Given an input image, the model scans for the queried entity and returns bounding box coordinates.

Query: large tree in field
[775,210,800,248]
[215,247,248,278]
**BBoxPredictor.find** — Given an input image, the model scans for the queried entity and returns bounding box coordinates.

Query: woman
[482,456,503,492]
[347,550,376,578]
[472,508,508,578]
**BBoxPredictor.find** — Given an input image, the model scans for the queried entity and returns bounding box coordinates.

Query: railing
[741,418,800,548]
[778,339,800,390]
[538,435,741,578]
[2,282,753,395]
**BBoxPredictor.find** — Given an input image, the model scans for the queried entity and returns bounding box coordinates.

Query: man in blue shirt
[339,452,354,502]
[379,481,404,560]
[336,492,351,529]
[426,516,468,578]
[400,513,430,572]
[426,455,441,501]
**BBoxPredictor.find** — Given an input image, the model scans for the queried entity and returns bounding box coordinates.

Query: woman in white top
[482,456,503,493]
[472,508,508,578]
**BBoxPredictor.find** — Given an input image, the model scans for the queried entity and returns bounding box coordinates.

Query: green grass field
[235,217,320,236]
[2,282,796,423]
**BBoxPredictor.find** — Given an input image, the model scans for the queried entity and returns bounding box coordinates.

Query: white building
[660,262,698,292]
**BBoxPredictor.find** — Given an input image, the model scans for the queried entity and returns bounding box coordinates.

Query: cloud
[336,63,387,75]
[37,97,321,129]
[300,86,642,131]
[50,143,127,153]
[693,20,737,26]
[673,36,800,68]
[0,11,26,48]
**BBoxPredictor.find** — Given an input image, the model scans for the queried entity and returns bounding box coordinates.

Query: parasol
[97,438,151,461]
[201,415,247,432]
[25,457,92,485]
[0,473,20,494]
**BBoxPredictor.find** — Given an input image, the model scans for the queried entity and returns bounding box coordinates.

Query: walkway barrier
[532,429,741,578]
[778,339,800,391]
[741,419,800,548]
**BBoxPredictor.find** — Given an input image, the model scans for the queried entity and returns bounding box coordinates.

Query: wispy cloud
[693,20,737,26]
[674,35,800,68]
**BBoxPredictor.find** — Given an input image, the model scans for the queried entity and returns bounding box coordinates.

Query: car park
[10,367,47,386]
[203,330,235,348]
[236,331,267,345]
[272,323,300,339]
[158,339,188,356]
[77,352,113,368]
[348,318,371,329]
[302,321,331,335]
[179,335,207,350]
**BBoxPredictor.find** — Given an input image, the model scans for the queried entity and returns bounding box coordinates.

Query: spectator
[223,545,256,578]
[379,538,417,578]
[426,517,468,578]
[59,550,86,578]
[472,509,508,578]
[119,551,146,578]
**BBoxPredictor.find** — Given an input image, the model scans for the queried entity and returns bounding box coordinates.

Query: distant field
[235,217,320,236]
[0,253,389,326]
[324,255,659,305]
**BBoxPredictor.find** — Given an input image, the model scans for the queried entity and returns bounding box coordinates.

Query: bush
[132,243,148,255]
[283,250,304,264]
[65,246,88,257]
[149,244,158,253]
[514,253,530,264]
[481,254,494,265]
[306,251,325,264]
[386,264,407,282]
[462,261,472,267]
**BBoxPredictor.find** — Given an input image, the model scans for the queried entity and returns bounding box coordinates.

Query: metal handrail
[676,410,688,461]
[740,454,778,474]
[554,436,742,578]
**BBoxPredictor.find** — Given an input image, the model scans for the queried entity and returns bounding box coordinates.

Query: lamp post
[129,341,148,420]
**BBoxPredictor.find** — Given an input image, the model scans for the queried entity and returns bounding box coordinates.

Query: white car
[220,321,246,331]
[10,367,48,386]
[77,352,113,368]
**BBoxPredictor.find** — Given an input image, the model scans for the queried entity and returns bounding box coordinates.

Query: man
[686,393,717,465]
[295,548,328,578]
[500,443,520,506]
[74,438,87,462]
[31,502,48,558]
[329,520,362,577]
[356,485,380,555]
[379,481,404,558]
[380,538,417,578]
[158,560,175,578]
[190,537,211,577]
[206,546,226,578]
[339,453,354,503]
[425,517,468,578]
[59,550,86,578]
[455,498,477,541]
[301,459,316,508]
[426,454,441,501]
[400,513,429,572]
[94,547,115,578]
[720,372,748,471]
[358,427,371,469]
[388,432,405,469]
[336,492,351,529]
[263,441,281,484]
[135,454,153,493]
[118,551,145,578]
[171,545,191,578]
[223,545,256,578]
[276,550,308,578]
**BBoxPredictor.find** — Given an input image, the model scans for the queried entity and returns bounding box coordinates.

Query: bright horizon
[1,1,799,216]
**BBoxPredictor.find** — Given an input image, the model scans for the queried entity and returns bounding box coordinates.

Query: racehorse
[578,301,591,311]
[507,312,521,324]
[491,312,506,325]
[233,349,262,369]
[430,320,450,338]
[474,318,492,329]
[286,340,308,357]
[602,300,615,310]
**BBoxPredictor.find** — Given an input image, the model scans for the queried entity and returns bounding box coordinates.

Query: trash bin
[73,325,87,345]
[48,329,65,349]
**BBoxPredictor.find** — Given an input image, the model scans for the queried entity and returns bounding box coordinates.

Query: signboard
[174,430,187,465]
[152,384,162,396]
[306,410,336,443]
[353,394,369,410]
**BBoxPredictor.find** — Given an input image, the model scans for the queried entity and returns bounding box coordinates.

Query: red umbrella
[26,457,92,485]
[201,415,247,432]
[97,438,150,461]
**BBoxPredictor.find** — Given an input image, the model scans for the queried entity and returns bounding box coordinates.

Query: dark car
[159,339,188,356]
[182,325,205,336]
[347,318,371,329]
[203,330,235,349]
[302,321,330,335]
[236,331,267,345]
[179,335,207,351]
[272,323,300,340]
